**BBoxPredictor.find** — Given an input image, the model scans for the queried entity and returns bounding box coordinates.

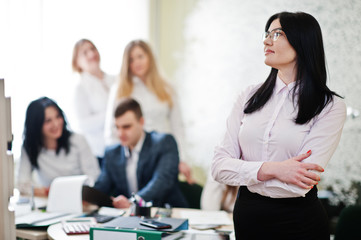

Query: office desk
[15,199,97,240]
[47,208,234,240]
[15,196,48,240]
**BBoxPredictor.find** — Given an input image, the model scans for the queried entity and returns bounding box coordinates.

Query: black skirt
[233,186,329,240]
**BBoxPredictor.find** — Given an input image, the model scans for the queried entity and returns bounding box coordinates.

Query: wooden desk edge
[16,228,48,240]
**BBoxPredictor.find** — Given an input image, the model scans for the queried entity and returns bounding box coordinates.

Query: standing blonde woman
[104,40,194,184]
[72,39,115,166]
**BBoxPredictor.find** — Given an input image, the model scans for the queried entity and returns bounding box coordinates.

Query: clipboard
[82,186,113,207]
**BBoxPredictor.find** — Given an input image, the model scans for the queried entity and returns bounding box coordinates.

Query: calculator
[62,217,97,235]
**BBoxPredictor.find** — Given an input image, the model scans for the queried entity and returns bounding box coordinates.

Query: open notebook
[16,175,90,228]
[16,212,79,228]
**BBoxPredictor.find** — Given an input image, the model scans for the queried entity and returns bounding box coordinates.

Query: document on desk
[47,175,89,213]
[179,210,232,226]
[162,231,231,240]
[15,211,79,228]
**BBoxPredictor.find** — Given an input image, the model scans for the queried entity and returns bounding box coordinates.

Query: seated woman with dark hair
[16,97,100,197]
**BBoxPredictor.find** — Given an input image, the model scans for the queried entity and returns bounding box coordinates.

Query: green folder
[90,227,164,240]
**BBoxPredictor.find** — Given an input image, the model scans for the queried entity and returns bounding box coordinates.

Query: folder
[102,216,188,232]
[90,227,231,240]
[90,227,164,240]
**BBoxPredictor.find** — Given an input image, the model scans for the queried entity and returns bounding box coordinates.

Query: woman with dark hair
[17,97,100,197]
[212,12,346,239]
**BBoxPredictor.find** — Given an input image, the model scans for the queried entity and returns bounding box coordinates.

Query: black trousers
[233,186,329,240]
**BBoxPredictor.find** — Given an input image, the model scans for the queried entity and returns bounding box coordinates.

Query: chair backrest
[334,205,361,240]
[179,181,203,209]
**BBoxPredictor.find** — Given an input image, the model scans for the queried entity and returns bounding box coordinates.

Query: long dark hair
[23,97,72,168]
[244,12,341,124]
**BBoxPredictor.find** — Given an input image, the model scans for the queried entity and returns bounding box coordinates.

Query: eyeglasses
[263,28,284,42]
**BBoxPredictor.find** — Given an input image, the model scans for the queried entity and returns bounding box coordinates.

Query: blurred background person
[16,97,100,197]
[95,98,188,208]
[72,39,115,167]
[201,172,238,212]
[104,39,194,184]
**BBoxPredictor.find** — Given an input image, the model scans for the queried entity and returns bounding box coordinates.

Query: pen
[130,193,146,207]
[130,192,138,205]
[139,197,144,207]
[31,185,35,211]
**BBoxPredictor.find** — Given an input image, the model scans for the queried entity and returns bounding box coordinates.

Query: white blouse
[212,77,346,198]
[16,133,100,195]
[73,72,115,157]
[104,77,186,159]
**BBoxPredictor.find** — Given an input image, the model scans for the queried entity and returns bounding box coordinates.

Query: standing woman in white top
[105,40,194,184]
[212,12,346,239]
[17,97,100,197]
[72,39,115,166]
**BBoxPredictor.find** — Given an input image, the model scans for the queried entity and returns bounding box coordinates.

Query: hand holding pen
[130,193,152,207]
[130,193,152,217]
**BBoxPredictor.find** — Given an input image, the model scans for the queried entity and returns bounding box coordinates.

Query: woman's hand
[257,150,324,189]
[34,187,50,197]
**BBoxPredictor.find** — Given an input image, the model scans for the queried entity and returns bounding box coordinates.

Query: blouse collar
[275,76,296,95]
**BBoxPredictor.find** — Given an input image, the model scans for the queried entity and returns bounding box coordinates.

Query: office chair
[334,205,361,240]
[179,181,203,209]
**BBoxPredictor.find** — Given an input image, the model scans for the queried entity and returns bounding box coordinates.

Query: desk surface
[48,207,131,240]
[16,208,233,240]
[15,198,97,240]
[16,228,48,240]
[48,224,88,240]
[48,208,233,240]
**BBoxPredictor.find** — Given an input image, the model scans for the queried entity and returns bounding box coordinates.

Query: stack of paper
[179,210,232,230]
